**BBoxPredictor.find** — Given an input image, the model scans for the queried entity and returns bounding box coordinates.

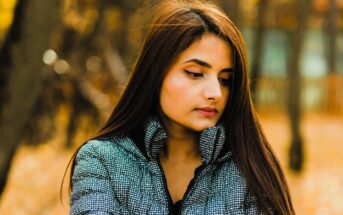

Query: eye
[218,73,232,86]
[218,78,230,86]
[183,69,203,78]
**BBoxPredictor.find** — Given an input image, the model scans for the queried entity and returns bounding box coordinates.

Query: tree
[55,0,145,147]
[287,0,312,171]
[220,0,240,26]
[325,0,338,112]
[250,0,268,101]
[0,0,60,196]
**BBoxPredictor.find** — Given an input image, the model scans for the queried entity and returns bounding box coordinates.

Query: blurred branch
[65,65,110,147]
[71,67,112,113]
[102,40,128,85]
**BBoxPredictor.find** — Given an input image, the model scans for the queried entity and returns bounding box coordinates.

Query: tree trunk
[250,0,268,102]
[220,0,240,26]
[287,0,312,171]
[326,0,338,113]
[0,0,60,196]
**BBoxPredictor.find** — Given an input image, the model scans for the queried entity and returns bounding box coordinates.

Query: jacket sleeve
[70,140,121,215]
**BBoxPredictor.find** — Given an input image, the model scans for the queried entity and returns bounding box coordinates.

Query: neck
[159,116,201,162]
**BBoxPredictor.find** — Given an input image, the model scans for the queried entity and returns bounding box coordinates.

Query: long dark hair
[63,1,294,214]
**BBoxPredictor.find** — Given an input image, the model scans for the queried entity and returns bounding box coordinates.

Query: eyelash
[183,69,231,86]
[183,69,203,78]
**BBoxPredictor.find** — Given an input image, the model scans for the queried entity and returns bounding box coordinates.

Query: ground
[0,109,342,214]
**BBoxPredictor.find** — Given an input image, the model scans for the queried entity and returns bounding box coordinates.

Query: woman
[67,0,295,214]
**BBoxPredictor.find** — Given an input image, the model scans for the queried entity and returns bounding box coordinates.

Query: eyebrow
[182,58,233,73]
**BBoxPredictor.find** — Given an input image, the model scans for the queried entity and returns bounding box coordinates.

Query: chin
[188,121,217,132]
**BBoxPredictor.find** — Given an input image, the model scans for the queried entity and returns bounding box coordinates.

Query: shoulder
[76,136,145,162]
[74,136,148,177]
[71,138,128,214]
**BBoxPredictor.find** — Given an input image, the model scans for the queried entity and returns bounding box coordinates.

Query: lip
[195,107,217,117]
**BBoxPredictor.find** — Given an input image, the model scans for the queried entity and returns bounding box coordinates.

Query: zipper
[177,164,206,214]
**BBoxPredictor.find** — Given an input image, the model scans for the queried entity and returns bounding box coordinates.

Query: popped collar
[143,116,232,165]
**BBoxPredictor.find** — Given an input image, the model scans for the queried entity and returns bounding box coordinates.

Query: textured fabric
[70,116,274,214]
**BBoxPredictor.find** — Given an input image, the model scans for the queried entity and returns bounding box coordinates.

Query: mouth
[194,107,218,117]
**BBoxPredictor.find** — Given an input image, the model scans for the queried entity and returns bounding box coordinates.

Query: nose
[203,77,222,101]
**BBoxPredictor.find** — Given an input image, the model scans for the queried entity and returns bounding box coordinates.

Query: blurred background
[0,0,342,214]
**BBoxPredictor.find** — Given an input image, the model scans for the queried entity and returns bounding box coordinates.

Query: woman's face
[159,33,234,132]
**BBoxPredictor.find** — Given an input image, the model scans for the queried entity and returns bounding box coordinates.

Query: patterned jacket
[70,117,272,214]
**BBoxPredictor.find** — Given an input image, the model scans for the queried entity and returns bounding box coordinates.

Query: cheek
[160,75,193,113]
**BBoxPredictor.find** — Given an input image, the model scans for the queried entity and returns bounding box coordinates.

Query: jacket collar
[144,116,232,165]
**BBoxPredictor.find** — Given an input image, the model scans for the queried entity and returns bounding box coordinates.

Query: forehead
[174,33,233,68]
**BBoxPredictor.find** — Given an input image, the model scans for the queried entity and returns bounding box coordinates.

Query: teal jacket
[70,117,272,214]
